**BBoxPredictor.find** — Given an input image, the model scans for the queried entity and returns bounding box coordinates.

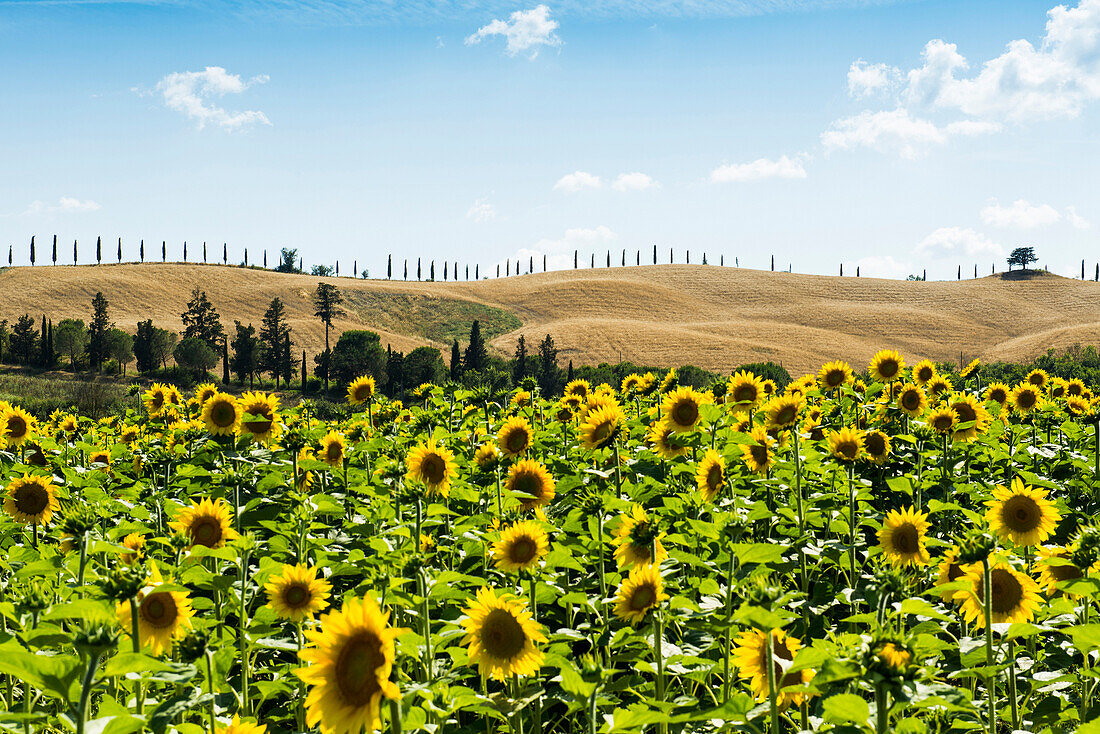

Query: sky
[0,0,1098,280]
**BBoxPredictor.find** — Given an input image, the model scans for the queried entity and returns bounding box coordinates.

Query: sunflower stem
[653,610,666,734]
[848,463,858,597]
[205,649,218,734]
[765,629,779,734]
[388,696,403,734]
[982,557,995,734]
[76,530,88,590]
[129,597,144,715]
[792,429,809,637]
[1007,639,1019,730]
[239,545,251,717]
[75,646,104,734]
[874,681,889,734]
[722,545,736,704]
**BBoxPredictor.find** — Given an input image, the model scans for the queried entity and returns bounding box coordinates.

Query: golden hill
[3,262,1098,376]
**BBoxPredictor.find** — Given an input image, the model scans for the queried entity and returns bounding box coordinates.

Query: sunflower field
[3,355,1100,734]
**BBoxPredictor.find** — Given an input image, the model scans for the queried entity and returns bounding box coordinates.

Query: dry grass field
[5,262,1100,375]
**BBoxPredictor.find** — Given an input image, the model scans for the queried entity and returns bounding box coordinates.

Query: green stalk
[76,531,89,589]
[765,630,779,734]
[389,696,403,734]
[874,682,889,734]
[722,547,736,703]
[653,610,666,734]
[205,649,218,734]
[75,649,104,734]
[982,558,995,734]
[129,598,144,715]
[239,544,251,716]
[848,463,858,592]
[1007,639,1019,730]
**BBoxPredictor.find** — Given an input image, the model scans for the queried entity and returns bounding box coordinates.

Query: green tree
[1007,247,1038,271]
[512,335,528,383]
[449,339,462,381]
[536,333,559,395]
[330,330,386,386]
[87,292,112,372]
[259,298,293,388]
[10,314,39,365]
[180,289,226,351]
[107,328,134,374]
[275,247,302,274]
[174,336,217,376]
[463,320,488,373]
[56,319,89,371]
[405,346,445,388]
[151,328,178,370]
[312,282,346,392]
[230,321,260,387]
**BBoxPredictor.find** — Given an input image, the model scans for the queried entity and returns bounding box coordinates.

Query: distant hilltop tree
[1007,247,1038,271]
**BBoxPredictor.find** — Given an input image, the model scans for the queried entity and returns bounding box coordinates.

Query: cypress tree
[388,255,392,279]
[463,320,488,373]
[299,256,303,272]
[30,236,35,265]
[444,261,448,280]
[669,247,673,263]
[475,264,479,279]
[39,315,48,366]
[506,260,510,276]
[957,265,961,280]
[264,250,267,268]
[140,240,145,262]
[606,251,610,267]
[354,260,357,278]
[284,332,292,387]
[47,319,54,368]
[590,253,594,268]
[653,244,657,264]
[543,255,547,272]
[245,248,248,265]
[621,249,625,267]
[857,266,860,277]
[497,264,500,278]
[72,240,76,264]
[450,339,462,381]
[466,265,469,280]
[301,350,307,392]
[117,237,122,263]
[162,241,166,262]
[203,241,207,263]
[222,338,230,383]
[52,235,57,265]
[223,242,227,264]
[567,359,574,384]
[417,258,421,281]
[529,255,533,273]
[771,255,774,271]
[430,260,435,280]
[840,263,843,276]
[574,250,578,269]
[636,250,640,266]
[183,241,188,261]
[687,250,690,264]
[404,260,408,280]
[8,244,12,265]
[336,261,340,277]
[96,236,101,264]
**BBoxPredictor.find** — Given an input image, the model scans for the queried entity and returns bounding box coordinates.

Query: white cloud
[821,108,998,159]
[465,5,561,59]
[1066,205,1091,229]
[22,197,101,216]
[466,198,496,222]
[980,199,1062,228]
[154,66,270,130]
[847,60,901,98]
[913,226,1003,259]
[504,225,619,272]
[553,170,602,192]
[849,255,915,280]
[709,154,807,182]
[611,172,658,191]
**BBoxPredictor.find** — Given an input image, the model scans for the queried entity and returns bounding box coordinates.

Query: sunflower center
[902,391,920,410]
[706,465,724,491]
[826,370,845,387]
[1018,392,1037,409]
[1002,495,1040,533]
[750,444,768,466]
[672,400,699,427]
[989,569,1024,614]
[334,631,385,707]
[933,415,953,431]
[879,359,899,379]
[191,518,223,547]
[592,420,613,444]
[505,430,528,454]
[14,485,48,516]
[776,406,796,425]
[734,386,756,403]
[141,592,178,629]
[865,434,886,457]
[421,454,446,485]
[990,389,1006,403]
[244,410,273,434]
[508,537,537,564]
[7,415,27,438]
[629,583,657,611]
[210,402,236,428]
[513,472,542,501]
[891,523,918,554]
[283,583,310,608]
[326,444,343,462]
[837,440,858,460]
[954,403,976,424]
[480,609,527,660]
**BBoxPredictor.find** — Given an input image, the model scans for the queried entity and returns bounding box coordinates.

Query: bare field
[6,262,1099,375]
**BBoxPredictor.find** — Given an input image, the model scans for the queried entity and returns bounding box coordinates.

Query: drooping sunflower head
[461,587,546,679]
[959,358,981,379]
[3,474,59,525]
[863,430,891,464]
[1035,546,1086,597]
[956,562,1042,628]
[580,404,623,450]
[620,373,644,397]
[1050,378,1068,399]
[927,407,957,434]
[405,441,458,498]
[496,416,533,457]
[695,448,727,502]
[1010,383,1043,415]
[507,459,556,511]
[661,386,711,433]
[896,383,927,418]
[911,360,937,386]
[193,383,219,407]
[947,393,991,443]
[1026,368,1049,389]
[297,596,402,734]
[265,564,332,622]
[121,532,146,565]
[58,414,80,434]
[88,449,111,467]
[726,370,765,411]
[119,424,141,444]
[817,360,853,392]
[511,390,531,408]
[1,406,36,448]
[493,519,550,573]
[869,350,905,383]
[169,498,239,549]
[319,431,347,468]
[985,477,1061,547]
[740,427,775,476]
[346,375,377,405]
[984,382,1010,406]
[613,505,667,569]
[646,421,689,460]
[1067,395,1094,417]
[613,564,669,626]
[237,392,281,443]
[877,506,931,567]
[827,426,864,462]
[731,629,815,709]
[935,547,972,601]
[763,394,803,431]
[201,393,241,437]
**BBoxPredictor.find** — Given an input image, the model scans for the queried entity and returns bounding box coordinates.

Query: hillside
[3,263,1099,376]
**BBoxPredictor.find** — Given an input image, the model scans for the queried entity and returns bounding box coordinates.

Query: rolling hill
[4,262,1099,376]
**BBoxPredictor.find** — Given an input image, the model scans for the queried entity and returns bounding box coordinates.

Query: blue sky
[0,0,1097,280]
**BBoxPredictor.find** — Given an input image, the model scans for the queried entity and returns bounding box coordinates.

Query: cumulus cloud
[154,66,270,130]
[508,225,619,271]
[465,5,561,59]
[1065,205,1091,229]
[709,154,807,183]
[849,255,915,280]
[913,226,1003,259]
[611,172,658,191]
[22,197,101,215]
[828,0,1100,156]
[980,199,1062,228]
[553,170,602,192]
[466,198,496,222]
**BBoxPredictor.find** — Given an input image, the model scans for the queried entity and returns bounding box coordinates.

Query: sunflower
[319,432,347,468]
[927,407,957,434]
[896,383,927,418]
[695,448,727,502]
[297,596,402,734]
[863,430,891,464]
[873,640,913,672]
[984,382,1010,406]
[405,441,458,498]
[462,587,546,679]
[661,386,710,433]
[88,449,111,466]
[762,394,803,431]
[474,442,500,471]
[1026,368,1049,389]
[959,358,981,379]
[59,414,80,434]
[646,422,689,460]
[119,424,141,444]
[613,506,668,569]
[869,350,905,383]
[511,390,531,408]
[935,547,971,601]
[507,459,555,510]
[877,506,930,566]
[947,393,991,443]
[827,427,863,462]
[121,533,146,565]
[564,379,591,400]
[238,392,281,443]
[911,359,937,386]
[621,373,644,396]
[761,378,778,397]
[346,375,377,405]
[1067,378,1086,397]
[1036,546,1086,597]
[265,564,332,622]
[580,404,623,450]
[115,563,194,656]
[985,478,1061,547]
[193,382,219,406]
[201,393,241,436]
[817,360,853,392]
[1050,378,1068,399]
[219,715,267,734]
[143,383,170,416]
[740,427,775,475]
[926,375,953,400]
[731,629,815,709]
[726,371,765,412]
[659,370,678,394]
[956,562,1042,628]
[1,405,35,448]
[492,520,550,573]
[497,416,534,457]
[613,564,668,626]
[1068,395,1094,417]
[3,474,59,525]
[170,498,239,549]
[1009,383,1042,415]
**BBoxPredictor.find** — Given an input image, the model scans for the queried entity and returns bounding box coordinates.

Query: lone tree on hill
[312,281,346,392]
[1007,246,1038,271]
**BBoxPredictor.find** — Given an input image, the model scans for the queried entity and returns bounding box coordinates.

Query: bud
[60,505,98,537]
[740,573,783,612]
[1073,525,1100,571]
[177,630,210,663]
[955,529,996,565]
[14,580,50,617]
[100,566,147,602]
[73,624,120,657]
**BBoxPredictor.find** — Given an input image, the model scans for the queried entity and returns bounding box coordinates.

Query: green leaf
[822,693,870,726]
[1068,624,1100,654]
[733,543,788,565]
[899,598,952,622]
